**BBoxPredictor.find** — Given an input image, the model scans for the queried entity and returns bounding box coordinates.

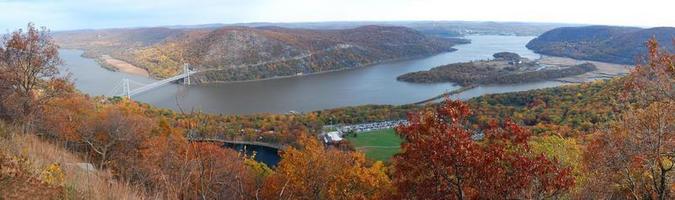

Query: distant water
[223,143,281,167]
[58,35,563,114]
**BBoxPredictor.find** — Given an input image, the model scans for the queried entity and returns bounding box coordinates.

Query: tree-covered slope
[526,25,675,64]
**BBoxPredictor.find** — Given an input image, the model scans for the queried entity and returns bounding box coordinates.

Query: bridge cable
[107,79,124,97]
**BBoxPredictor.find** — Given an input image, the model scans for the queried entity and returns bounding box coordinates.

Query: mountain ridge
[55,25,468,82]
[526,25,675,64]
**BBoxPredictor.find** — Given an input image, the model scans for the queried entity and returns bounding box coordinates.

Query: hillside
[0,126,148,199]
[55,25,468,82]
[526,25,675,64]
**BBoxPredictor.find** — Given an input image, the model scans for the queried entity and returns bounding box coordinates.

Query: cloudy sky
[1,0,673,31]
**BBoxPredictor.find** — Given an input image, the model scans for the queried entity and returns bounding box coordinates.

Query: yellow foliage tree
[262,134,392,200]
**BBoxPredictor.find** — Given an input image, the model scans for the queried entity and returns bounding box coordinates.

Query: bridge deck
[128,71,194,96]
[189,138,286,150]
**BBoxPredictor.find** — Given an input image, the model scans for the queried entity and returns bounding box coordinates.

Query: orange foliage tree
[623,38,674,105]
[584,39,674,200]
[391,100,574,199]
[0,23,67,132]
[140,121,257,199]
[262,135,392,200]
[78,102,153,169]
[39,92,93,141]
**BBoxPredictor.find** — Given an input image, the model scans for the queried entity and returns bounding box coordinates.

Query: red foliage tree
[391,100,574,199]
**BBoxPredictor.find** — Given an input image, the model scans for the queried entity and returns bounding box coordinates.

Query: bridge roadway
[128,70,194,96]
[188,137,286,150]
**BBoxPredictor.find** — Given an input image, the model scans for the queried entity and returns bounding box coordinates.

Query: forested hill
[55,25,467,82]
[526,25,675,64]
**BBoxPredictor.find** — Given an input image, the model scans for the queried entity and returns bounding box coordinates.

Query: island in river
[397,52,598,86]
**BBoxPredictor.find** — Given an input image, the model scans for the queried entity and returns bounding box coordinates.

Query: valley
[59,35,563,114]
[55,25,468,83]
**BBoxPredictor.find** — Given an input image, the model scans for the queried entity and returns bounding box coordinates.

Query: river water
[58,35,563,114]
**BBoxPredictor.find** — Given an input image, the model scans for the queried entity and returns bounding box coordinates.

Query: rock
[66,163,96,172]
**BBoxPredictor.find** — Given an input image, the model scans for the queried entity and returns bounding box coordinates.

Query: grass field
[344,128,402,161]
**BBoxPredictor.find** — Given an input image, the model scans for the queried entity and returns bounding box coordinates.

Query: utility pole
[123,78,131,99]
[184,63,191,85]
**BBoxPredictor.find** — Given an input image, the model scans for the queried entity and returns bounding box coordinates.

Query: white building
[325,131,343,142]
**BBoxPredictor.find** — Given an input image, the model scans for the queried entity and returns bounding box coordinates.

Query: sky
[1,0,674,31]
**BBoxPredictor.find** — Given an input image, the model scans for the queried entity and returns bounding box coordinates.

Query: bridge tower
[183,63,191,85]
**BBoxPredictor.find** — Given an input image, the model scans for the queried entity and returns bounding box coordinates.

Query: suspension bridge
[109,64,195,98]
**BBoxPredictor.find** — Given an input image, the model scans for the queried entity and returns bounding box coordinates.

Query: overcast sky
[1,0,673,31]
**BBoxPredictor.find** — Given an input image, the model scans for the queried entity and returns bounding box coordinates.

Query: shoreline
[67,47,460,84]
[63,48,152,78]
[189,50,458,85]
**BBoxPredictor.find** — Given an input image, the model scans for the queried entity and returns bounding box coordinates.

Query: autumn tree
[140,122,257,199]
[188,143,256,199]
[0,23,66,133]
[583,39,674,200]
[139,122,195,199]
[623,38,674,105]
[262,134,392,200]
[38,91,92,142]
[391,100,574,199]
[79,104,152,169]
[584,102,674,199]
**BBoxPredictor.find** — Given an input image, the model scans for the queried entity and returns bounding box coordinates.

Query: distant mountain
[100,21,570,37]
[526,26,675,64]
[227,21,573,37]
[55,25,467,82]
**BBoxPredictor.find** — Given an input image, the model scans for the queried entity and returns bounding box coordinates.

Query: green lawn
[344,128,402,161]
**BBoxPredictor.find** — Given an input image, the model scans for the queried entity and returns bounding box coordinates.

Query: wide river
[59,35,564,114]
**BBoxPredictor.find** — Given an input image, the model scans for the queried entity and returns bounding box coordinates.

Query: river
[58,35,564,115]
